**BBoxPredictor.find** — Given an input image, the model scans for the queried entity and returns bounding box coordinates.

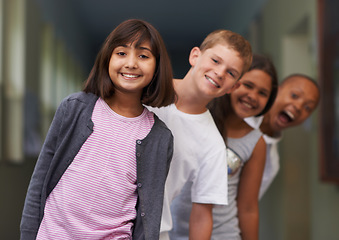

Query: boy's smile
[189,44,244,100]
[205,75,220,88]
[267,76,320,132]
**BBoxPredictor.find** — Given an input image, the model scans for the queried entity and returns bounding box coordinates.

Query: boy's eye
[304,105,313,112]
[228,71,235,78]
[212,58,218,63]
[291,93,298,99]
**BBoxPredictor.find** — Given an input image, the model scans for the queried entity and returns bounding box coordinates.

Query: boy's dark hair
[281,73,319,90]
[208,54,278,137]
[83,19,175,107]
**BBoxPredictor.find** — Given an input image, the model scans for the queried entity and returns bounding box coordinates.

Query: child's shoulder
[152,113,172,133]
[65,91,98,103]
[57,92,99,113]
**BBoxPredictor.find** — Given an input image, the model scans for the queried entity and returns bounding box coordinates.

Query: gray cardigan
[20,92,173,240]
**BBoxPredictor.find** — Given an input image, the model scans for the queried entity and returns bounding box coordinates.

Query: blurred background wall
[0,0,339,239]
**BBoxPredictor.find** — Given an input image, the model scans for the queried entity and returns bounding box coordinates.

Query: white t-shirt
[244,116,282,199]
[169,129,262,240]
[148,104,228,239]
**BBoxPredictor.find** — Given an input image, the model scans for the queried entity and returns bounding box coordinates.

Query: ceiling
[33,0,266,76]
[67,0,236,52]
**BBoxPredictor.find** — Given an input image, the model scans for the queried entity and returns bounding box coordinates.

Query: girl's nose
[247,91,258,103]
[125,55,138,69]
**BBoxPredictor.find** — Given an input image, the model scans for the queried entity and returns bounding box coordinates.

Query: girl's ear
[188,47,201,67]
[226,81,241,94]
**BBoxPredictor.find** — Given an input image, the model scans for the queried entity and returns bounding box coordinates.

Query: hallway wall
[222,1,339,239]
[251,0,339,239]
[0,1,88,237]
[1,0,339,239]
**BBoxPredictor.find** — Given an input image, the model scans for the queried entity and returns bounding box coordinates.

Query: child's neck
[260,114,278,137]
[225,112,252,138]
[105,93,144,118]
[173,78,210,114]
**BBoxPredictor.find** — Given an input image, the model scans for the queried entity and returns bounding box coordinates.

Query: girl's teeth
[123,74,138,78]
[243,102,252,109]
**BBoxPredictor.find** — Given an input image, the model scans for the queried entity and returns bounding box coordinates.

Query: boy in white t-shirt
[148,29,252,240]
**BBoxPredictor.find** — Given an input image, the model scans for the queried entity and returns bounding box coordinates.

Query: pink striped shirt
[37,98,154,240]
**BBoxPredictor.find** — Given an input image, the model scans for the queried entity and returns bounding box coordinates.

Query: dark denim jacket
[20,92,173,240]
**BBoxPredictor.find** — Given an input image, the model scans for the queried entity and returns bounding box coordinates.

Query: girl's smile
[231,69,272,119]
[108,41,156,96]
[121,73,142,79]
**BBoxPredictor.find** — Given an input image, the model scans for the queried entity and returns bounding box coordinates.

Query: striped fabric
[37,98,154,240]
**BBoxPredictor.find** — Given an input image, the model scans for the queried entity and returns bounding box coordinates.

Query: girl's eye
[139,54,149,59]
[243,83,253,89]
[259,91,268,97]
[117,52,126,56]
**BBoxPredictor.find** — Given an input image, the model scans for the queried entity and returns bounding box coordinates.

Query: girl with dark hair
[21,19,175,240]
[170,54,278,240]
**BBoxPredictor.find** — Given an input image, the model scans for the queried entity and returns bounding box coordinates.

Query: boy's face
[267,76,320,132]
[189,44,244,100]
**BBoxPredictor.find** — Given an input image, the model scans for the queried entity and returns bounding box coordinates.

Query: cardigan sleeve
[20,99,67,240]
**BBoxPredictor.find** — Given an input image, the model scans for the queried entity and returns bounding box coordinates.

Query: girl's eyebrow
[138,46,152,52]
[115,44,128,49]
[117,44,152,53]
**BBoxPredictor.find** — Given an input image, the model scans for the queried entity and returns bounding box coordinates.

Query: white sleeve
[191,146,228,205]
[244,116,264,129]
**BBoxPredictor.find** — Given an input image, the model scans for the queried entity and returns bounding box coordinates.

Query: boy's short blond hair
[199,29,252,75]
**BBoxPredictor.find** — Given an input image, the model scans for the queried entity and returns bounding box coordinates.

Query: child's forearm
[189,203,213,240]
[238,207,259,240]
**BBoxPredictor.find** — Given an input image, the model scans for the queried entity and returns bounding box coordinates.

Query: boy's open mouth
[278,110,295,123]
[205,75,220,88]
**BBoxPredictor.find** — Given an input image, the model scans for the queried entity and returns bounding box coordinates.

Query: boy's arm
[189,203,213,240]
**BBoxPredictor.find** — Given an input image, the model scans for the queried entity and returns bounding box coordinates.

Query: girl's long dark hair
[83,19,176,107]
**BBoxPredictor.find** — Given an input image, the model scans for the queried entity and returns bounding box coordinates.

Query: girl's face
[230,69,272,119]
[108,40,156,96]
